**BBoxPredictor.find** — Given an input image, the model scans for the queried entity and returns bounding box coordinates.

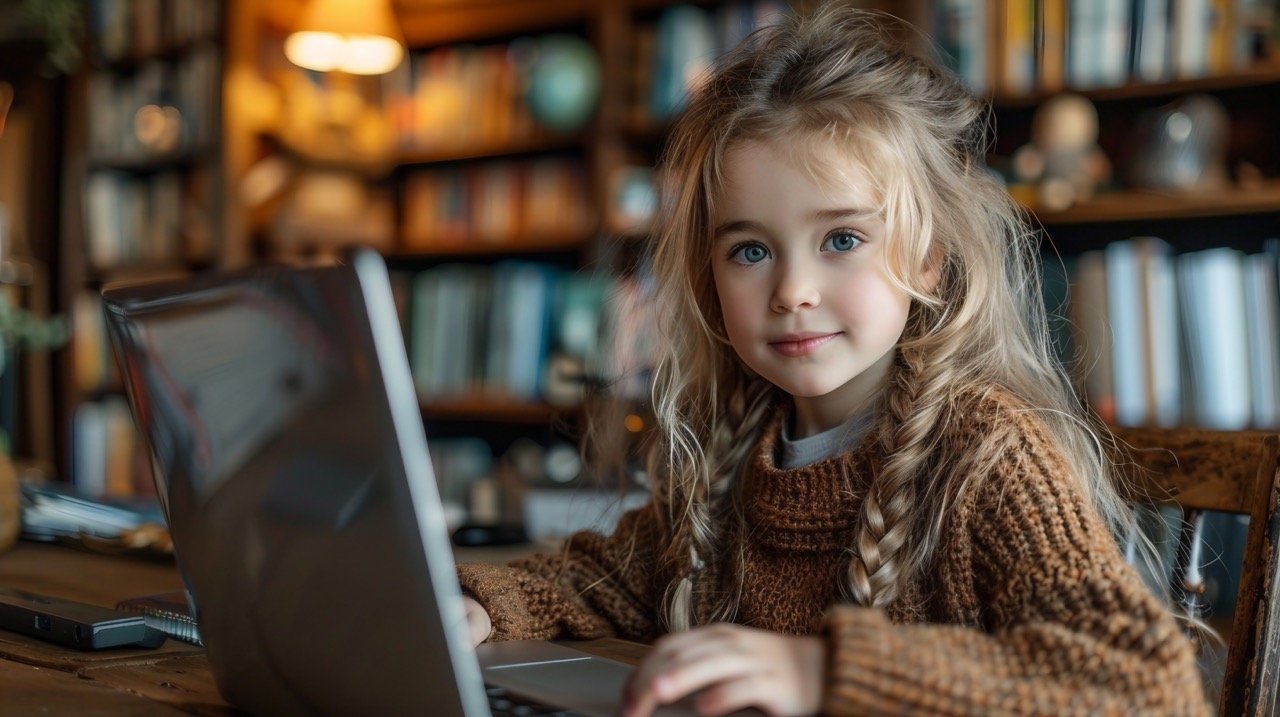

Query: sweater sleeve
[820,417,1208,716]
[455,502,665,643]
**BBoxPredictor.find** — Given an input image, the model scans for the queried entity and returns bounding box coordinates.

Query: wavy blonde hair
[635,6,1155,629]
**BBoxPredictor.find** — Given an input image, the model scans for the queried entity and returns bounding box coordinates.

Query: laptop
[101,250,695,717]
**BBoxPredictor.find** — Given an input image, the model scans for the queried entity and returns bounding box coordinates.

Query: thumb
[464,598,492,647]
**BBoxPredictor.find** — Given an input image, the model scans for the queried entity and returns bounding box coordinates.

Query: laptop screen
[101,252,488,717]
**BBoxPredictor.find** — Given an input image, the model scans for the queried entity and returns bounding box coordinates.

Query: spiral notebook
[115,591,202,646]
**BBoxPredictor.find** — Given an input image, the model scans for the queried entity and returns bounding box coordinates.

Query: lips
[768,332,840,357]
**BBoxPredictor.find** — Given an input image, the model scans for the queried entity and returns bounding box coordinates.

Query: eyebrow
[811,207,877,222]
[712,208,878,240]
[713,219,766,240]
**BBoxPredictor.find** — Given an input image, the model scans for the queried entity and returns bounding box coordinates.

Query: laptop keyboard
[486,685,577,717]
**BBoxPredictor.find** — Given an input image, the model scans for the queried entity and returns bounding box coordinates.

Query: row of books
[401,158,593,250]
[630,1,788,126]
[1061,237,1280,431]
[381,41,548,152]
[71,292,119,394]
[83,170,213,271]
[932,0,1264,95]
[70,395,151,500]
[88,0,222,63]
[86,46,221,162]
[406,263,617,404]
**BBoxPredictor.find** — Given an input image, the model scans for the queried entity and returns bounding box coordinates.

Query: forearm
[456,506,664,641]
[821,602,1206,717]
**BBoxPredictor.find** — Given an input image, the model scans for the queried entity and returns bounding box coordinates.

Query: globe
[524,34,600,133]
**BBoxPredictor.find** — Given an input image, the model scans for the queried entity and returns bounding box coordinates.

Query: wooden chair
[1112,426,1280,716]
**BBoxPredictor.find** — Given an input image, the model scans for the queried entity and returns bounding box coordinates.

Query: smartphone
[0,587,166,650]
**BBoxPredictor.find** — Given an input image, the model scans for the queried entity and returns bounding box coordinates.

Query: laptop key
[487,691,573,717]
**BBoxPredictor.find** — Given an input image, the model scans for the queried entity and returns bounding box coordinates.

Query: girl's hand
[621,624,826,717]
[461,595,492,647]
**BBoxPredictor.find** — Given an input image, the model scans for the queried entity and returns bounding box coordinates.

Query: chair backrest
[1112,426,1280,716]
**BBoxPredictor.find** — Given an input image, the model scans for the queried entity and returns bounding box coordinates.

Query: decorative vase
[0,452,17,553]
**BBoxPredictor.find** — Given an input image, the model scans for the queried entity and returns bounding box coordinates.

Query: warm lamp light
[284,0,404,75]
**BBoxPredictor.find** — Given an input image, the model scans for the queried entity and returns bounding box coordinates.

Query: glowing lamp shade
[284,0,404,75]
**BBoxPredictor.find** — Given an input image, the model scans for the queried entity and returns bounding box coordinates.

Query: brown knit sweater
[457,392,1207,715]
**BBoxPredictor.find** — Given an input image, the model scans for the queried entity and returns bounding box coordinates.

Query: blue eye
[730,243,769,265]
[822,231,862,252]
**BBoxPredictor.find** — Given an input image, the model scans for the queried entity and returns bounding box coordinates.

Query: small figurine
[1012,93,1112,212]
[1125,94,1230,192]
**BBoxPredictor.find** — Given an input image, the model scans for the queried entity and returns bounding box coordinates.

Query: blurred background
[0,0,1278,580]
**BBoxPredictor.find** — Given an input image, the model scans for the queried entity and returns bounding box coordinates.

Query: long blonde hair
[639,6,1145,629]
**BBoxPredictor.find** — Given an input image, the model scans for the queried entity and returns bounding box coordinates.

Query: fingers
[623,626,763,717]
[630,652,757,716]
[621,626,827,717]
[462,596,492,647]
[695,676,776,717]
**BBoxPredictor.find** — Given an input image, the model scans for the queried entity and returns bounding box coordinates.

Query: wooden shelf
[264,128,588,176]
[85,261,209,290]
[258,132,393,177]
[418,396,578,423]
[393,233,590,259]
[993,63,1280,108]
[263,0,597,48]
[87,145,217,174]
[94,39,218,73]
[623,116,674,145]
[1028,180,1280,225]
[396,133,587,167]
[79,385,128,402]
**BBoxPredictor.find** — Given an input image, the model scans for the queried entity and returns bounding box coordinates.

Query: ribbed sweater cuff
[456,562,542,641]
[822,606,927,717]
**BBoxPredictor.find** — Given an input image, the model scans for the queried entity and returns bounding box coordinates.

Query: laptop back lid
[101,251,488,717]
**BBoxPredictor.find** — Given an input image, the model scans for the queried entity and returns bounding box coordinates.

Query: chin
[767,375,848,398]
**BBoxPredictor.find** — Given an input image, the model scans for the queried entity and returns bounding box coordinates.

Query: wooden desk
[0,540,640,715]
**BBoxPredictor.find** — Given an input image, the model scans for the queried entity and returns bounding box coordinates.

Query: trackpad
[480,648,696,717]
[486,656,631,717]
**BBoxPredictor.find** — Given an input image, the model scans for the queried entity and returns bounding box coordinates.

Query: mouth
[768,332,841,357]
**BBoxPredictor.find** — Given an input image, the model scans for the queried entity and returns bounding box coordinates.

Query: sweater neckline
[740,402,882,552]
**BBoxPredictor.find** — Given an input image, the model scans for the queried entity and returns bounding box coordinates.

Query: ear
[919,244,944,294]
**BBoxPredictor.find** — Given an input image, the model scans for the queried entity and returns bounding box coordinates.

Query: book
[1001,0,1037,94]
[1070,251,1115,423]
[1131,0,1172,82]
[1177,248,1251,430]
[1134,237,1181,427]
[934,0,990,92]
[1105,240,1147,426]
[1244,252,1280,428]
[116,590,202,646]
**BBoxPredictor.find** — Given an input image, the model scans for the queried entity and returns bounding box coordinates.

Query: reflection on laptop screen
[102,254,487,717]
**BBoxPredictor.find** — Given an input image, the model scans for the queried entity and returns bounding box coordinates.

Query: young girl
[458,7,1204,716]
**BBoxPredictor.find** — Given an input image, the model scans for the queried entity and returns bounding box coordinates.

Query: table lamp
[284,0,404,76]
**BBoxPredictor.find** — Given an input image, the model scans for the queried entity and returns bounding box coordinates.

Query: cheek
[836,276,912,331]
[712,270,759,344]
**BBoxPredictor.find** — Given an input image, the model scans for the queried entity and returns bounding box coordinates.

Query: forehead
[712,134,887,220]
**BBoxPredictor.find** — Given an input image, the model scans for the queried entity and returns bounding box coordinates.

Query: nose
[770,261,820,313]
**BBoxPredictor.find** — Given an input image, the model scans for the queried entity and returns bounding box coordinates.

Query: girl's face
[711,138,913,436]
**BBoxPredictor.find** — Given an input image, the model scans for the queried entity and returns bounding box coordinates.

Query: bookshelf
[233,0,1280,532]
[57,0,227,498]
[870,0,1280,425]
[36,0,1276,540]
[211,0,788,532]
[880,0,1279,637]
[0,24,65,476]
